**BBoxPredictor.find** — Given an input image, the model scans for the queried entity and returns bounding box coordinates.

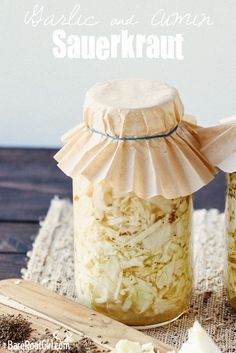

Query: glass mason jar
[226,172,236,310]
[55,80,218,327]
[73,176,193,327]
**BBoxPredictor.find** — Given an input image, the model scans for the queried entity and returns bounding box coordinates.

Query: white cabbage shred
[73,177,192,324]
[226,172,236,308]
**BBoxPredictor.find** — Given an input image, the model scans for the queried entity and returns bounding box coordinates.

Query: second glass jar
[73,177,193,327]
[226,172,236,310]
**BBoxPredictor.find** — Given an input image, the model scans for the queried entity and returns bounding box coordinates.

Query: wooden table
[0,148,226,280]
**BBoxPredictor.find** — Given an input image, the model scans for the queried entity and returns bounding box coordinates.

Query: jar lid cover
[199,115,236,173]
[55,80,219,199]
[83,80,183,138]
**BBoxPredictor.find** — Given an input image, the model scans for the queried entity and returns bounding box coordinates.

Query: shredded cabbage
[226,172,236,309]
[73,177,192,326]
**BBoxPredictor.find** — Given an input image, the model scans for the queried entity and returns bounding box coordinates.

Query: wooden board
[0,279,173,353]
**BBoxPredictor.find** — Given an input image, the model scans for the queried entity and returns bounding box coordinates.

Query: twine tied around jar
[87,124,179,141]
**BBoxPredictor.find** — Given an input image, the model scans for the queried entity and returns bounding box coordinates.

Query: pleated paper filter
[198,115,236,173]
[54,79,218,199]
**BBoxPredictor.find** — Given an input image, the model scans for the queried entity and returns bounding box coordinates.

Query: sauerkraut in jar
[73,176,193,326]
[55,79,218,327]
[226,172,236,310]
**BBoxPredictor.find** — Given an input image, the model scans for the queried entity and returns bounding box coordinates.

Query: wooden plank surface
[0,148,227,279]
[194,171,226,211]
[0,254,27,279]
[0,148,71,222]
[0,223,37,252]
[0,279,173,353]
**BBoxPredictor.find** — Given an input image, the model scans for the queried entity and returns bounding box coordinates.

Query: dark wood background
[0,148,226,280]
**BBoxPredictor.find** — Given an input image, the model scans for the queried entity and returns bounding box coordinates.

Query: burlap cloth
[22,198,236,352]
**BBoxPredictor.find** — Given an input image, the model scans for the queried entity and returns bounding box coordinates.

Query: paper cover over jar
[197,115,236,173]
[54,79,217,199]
